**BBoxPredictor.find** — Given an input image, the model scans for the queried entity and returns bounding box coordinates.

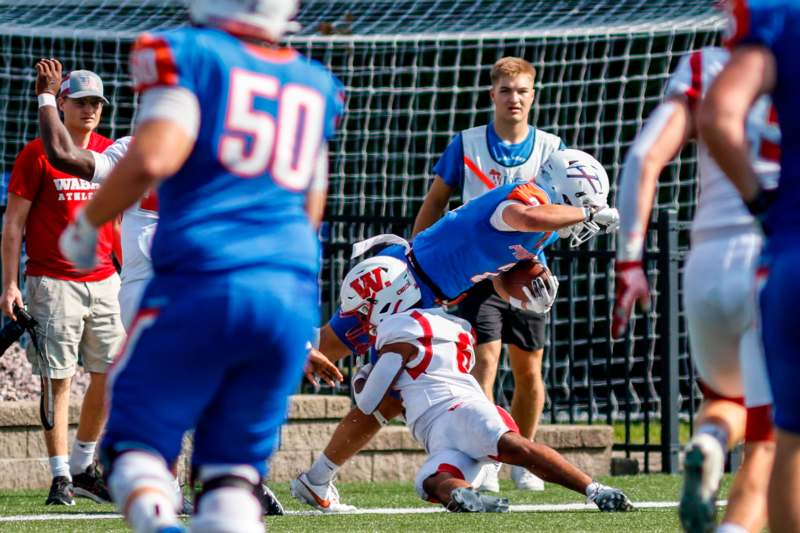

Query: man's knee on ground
[422,472,470,505]
[193,465,263,533]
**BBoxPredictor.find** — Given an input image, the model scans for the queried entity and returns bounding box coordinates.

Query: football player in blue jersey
[291,149,620,511]
[58,1,343,532]
[699,1,800,531]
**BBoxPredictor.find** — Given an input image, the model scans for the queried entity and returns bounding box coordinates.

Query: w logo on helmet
[349,267,386,299]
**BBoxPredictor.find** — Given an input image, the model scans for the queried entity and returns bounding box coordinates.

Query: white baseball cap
[60,70,109,104]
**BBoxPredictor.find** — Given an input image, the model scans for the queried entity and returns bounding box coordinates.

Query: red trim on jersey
[495,405,520,433]
[725,0,751,48]
[759,105,781,162]
[436,463,465,480]
[244,43,299,63]
[685,50,703,110]
[448,402,464,412]
[464,156,496,190]
[131,34,179,92]
[139,189,159,213]
[745,404,775,442]
[699,380,744,405]
[406,310,434,380]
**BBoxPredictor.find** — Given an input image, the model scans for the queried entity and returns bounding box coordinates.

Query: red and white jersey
[375,308,486,435]
[93,136,158,284]
[665,46,780,237]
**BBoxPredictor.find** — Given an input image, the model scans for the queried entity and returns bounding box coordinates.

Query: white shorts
[414,449,499,500]
[119,278,150,331]
[683,232,772,407]
[413,400,516,500]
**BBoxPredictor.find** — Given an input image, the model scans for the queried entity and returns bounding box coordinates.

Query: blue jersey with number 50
[129,27,343,275]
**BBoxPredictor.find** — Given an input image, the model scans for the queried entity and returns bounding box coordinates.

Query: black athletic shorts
[455,279,547,351]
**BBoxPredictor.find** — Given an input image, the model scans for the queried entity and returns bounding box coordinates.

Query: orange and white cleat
[290,472,356,513]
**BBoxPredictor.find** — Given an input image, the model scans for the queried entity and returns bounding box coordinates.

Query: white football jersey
[665,47,780,237]
[460,125,562,203]
[375,308,486,435]
[92,136,158,284]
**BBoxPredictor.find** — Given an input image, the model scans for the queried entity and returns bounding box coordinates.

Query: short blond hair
[490,57,536,85]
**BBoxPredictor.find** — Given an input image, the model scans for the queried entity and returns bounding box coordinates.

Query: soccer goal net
[0,0,725,433]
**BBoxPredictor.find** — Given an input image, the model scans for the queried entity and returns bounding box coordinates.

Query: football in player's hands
[494,260,546,302]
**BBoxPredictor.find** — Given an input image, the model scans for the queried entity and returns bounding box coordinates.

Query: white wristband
[38,94,57,108]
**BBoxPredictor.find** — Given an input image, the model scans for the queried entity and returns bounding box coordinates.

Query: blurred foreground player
[613,44,776,533]
[699,2,800,531]
[35,57,292,517]
[59,0,343,532]
[346,258,633,512]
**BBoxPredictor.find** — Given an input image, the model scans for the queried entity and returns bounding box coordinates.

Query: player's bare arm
[699,45,776,204]
[35,59,96,179]
[501,201,594,232]
[84,119,192,227]
[612,96,692,337]
[318,323,355,364]
[0,194,32,319]
[305,144,330,228]
[411,176,453,236]
[304,348,344,388]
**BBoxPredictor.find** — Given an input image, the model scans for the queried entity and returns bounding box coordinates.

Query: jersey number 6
[219,68,325,190]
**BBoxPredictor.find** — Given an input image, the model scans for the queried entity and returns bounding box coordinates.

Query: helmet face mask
[340,256,422,335]
[538,149,611,247]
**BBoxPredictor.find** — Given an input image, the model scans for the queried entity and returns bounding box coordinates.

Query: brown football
[495,260,546,302]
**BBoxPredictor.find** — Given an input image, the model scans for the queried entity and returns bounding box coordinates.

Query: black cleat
[258,483,285,516]
[446,487,509,513]
[45,476,75,506]
[72,463,112,504]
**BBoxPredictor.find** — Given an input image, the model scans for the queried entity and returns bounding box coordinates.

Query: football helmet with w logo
[340,256,422,334]
[538,149,616,247]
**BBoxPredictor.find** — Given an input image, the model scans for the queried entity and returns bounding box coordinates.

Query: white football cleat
[290,472,356,513]
[511,466,545,491]
[475,464,500,493]
[679,433,724,532]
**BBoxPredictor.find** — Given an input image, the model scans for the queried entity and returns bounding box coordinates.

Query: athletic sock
[69,440,97,476]
[306,453,340,486]
[49,455,71,480]
[695,423,729,452]
[127,491,180,532]
[716,523,748,533]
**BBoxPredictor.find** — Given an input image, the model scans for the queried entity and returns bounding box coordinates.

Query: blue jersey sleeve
[727,0,787,49]
[432,134,464,190]
[129,29,198,96]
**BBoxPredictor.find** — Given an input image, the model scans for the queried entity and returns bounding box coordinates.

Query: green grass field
[0,474,732,532]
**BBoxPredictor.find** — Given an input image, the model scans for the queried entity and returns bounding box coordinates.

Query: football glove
[611,260,650,338]
[59,209,99,270]
[591,206,620,233]
[508,266,559,314]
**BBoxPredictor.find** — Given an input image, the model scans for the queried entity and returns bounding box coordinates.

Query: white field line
[0,500,728,522]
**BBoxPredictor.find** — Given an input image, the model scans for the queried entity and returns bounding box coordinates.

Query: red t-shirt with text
[9,134,117,281]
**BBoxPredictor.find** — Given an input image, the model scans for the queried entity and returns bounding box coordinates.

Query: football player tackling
[345,257,633,512]
[59,1,343,532]
[292,149,620,511]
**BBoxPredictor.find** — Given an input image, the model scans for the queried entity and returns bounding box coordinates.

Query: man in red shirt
[0,69,125,506]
